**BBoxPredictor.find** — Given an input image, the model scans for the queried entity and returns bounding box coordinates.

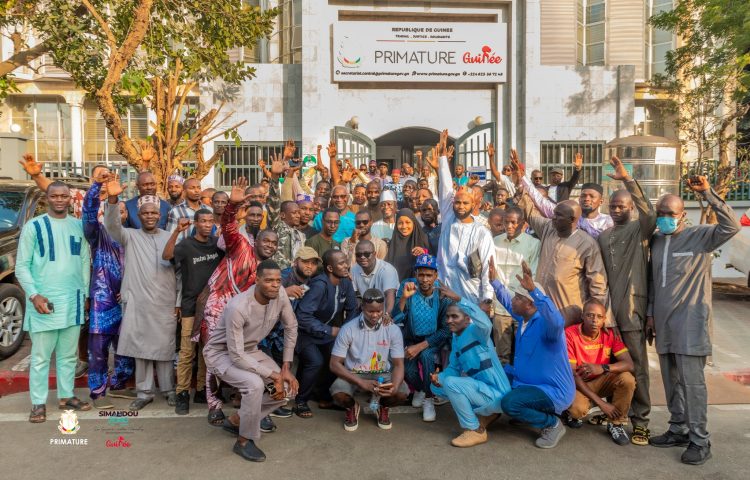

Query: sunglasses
[355,220,369,225]
[355,251,374,258]
[362,295,385,304]
[533,176,544,180]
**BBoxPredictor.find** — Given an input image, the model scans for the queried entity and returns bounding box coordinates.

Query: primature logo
[462,45,503,64]
[337,37,362,68]
[58,410,80,435]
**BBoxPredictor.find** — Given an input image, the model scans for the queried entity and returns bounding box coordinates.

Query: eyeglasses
[355,220,370,225]
[355,251,374,258]
[583,313,606,320]
[533,177,543,180]
[362,295,385,304]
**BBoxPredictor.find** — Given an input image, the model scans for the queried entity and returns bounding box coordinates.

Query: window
[646,0,674,78]
[83,100,148,165]
[577,0,606,66]
[539,141,606,185]
[6,96,71,166]
[215,141,300,189]
[268,0,301,64]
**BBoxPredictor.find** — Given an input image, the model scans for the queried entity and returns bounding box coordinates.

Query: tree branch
[81,0,118,53]
[0,42,49,77]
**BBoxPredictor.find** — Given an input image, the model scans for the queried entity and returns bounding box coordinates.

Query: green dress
[16,214,90,333]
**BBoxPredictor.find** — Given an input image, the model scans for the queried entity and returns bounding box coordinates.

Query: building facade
[1,0,677,189]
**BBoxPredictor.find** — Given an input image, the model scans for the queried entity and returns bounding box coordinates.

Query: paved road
[0,391,748,480]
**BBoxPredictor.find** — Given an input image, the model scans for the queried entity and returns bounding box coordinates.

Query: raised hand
[270,152,286,179]
[487,142,496,160]
[92,169,110,185]
[606,156,630,182]
[230,176,250,204]
[402,282,418,299]
[437,280,461,302]
[426,148,439,171]
[574,151,583,170]
[19,153,44,177]
[687,175,710,193]
[327,141,337,160]
[139,140,156,163]
[176,217,191,233]
[105,173,124,198]
[283,139,296,160]
[509,149,525,176]
[341,167,354,184]
[515,261,535,292]
[468,174,480,187]
[446,144,455,161]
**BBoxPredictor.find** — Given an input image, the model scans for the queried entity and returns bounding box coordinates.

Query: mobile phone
[378,382,393,389]
[47,302,55,313]
[288,159,300,168]
[264,381,277,396]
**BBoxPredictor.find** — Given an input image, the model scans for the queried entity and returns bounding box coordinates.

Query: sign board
[654,147,677,165]
[467,166,487,185]
[333,22,508,83]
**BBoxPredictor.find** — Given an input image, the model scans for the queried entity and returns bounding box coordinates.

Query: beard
[295,265,311,280]
[246,224,261,238]
[581,206,595,216]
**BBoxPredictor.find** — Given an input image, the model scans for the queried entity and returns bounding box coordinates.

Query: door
[333,126,376,165]
[455,122,496,171]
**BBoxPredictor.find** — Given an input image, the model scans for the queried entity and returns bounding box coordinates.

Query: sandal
[29,404,46,423]
[588,414,608,426]
[208,408,226,427]
[59,396,92,411]
[293,402,313,418]
[222,417,240,435]
[317,400,344,411]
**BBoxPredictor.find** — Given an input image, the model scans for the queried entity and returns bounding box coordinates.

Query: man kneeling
[565,299,635,445]
[203,260,298,462]
[329,288,408,431]
[430,286,511,448]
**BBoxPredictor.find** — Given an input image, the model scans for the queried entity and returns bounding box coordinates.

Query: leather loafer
[233,440,266,462]
[222,418,240,435]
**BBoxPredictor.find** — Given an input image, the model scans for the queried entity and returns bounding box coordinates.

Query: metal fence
[214,141,301,190]
[41,161,140,199]
[539,141,606,185]
[679,160,750,201]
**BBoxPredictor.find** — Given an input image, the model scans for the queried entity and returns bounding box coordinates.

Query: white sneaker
[422,397,436,422]
[411,391,426,408]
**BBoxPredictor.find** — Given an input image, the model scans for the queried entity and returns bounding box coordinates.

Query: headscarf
[385,208,430,281]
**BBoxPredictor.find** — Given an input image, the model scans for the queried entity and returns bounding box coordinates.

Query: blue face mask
[656,216,680,235]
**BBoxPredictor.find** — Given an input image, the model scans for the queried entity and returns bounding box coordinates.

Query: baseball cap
[550,167,564,175]
[510,282,545,301]
[295,246,321,262]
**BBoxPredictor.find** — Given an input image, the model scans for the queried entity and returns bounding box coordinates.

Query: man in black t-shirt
[163,208,225,415]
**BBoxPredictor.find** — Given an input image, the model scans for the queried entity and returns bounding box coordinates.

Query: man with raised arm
[647,175,740,465]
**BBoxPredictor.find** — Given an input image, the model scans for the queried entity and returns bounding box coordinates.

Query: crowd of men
[16,128,740,465]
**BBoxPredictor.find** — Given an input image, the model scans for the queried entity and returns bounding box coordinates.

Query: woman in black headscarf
[385,208,430,281]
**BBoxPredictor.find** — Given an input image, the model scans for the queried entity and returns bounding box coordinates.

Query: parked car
[726,207,750,287]
[0,179,88,359]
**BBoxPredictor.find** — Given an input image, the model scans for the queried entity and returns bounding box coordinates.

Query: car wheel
[0,283,25,359]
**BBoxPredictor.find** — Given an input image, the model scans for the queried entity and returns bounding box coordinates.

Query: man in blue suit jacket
[293,249,358,417]
[123,172,170,230]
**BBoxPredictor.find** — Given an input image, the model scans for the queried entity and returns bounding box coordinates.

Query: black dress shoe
[233,440,266,462]
[650,430,690,448]
[222,418,240,435]
[175,391,190,415]
[681,442,712,465]
[260,415,277,433]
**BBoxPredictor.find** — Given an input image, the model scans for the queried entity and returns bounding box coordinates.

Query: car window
[0,191,25,231]
[34,196,48,217]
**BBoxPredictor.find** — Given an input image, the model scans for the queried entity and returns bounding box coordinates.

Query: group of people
[16,128,740,465]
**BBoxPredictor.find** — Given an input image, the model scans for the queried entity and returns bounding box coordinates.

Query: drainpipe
[615,65,621,138]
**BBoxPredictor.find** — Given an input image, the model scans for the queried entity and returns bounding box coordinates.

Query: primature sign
[333,22,508,83]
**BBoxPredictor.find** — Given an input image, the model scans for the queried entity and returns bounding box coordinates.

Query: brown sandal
[29,404,46,423]
[58,396,92,411]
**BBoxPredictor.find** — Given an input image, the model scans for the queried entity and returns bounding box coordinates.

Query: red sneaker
[377,406,392,430]
[344,403,360,432]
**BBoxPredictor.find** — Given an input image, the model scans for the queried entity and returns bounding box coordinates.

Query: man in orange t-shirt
[565,299,636,446]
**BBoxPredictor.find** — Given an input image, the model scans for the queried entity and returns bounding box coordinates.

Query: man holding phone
[16,181,92,423]
[596,156,656,446]
[329,288,408,432]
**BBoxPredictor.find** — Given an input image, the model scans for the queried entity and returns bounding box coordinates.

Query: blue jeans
[501,386,557,429]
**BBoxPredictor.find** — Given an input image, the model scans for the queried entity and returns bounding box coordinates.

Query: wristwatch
[602,364,610,374]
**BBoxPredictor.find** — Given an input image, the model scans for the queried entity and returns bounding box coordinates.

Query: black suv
[0,179,89,359]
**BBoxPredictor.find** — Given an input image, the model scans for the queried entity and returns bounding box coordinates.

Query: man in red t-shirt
[565,299,636,445]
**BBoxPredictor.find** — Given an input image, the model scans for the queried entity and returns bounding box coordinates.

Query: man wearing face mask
[647,175,740,465]
[513,152,612,238]
[596,156,656,446]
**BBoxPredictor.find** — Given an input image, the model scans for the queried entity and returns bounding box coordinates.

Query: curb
[0,370,89,398]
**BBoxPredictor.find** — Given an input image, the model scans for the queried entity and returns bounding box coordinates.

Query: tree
[1,1,279,194]
[650,0,750,222]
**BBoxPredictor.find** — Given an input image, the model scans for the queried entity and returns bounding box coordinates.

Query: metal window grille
[214,141,300,190]
[539,141,606,186]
